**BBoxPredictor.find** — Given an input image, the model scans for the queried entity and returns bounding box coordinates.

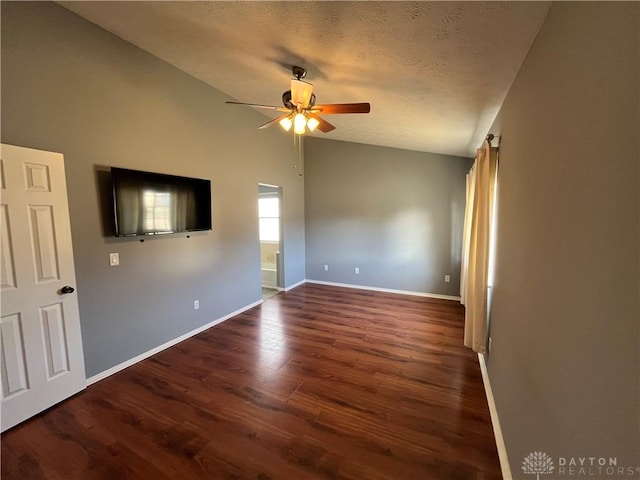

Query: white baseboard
[305,279,461,302]
[284,279,306,291]
[478,353,512,480]
[86,299,264,386]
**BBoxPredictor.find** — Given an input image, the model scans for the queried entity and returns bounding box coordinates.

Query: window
[259,196,279,242]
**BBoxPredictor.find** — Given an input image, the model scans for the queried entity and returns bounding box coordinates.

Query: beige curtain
[460,165,476,304]
[461,140,498,353]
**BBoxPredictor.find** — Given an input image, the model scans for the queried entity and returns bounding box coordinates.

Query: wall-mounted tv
[111,167,212,237]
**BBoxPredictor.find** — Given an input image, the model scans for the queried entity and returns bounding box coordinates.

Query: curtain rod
[486,134,495,143]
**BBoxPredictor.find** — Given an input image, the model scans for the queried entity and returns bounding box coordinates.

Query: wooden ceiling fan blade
[258,114,290,130]
[291,79,314,108]
[313,103,371,114]
[226,101,289,111]
[308,114,336,133]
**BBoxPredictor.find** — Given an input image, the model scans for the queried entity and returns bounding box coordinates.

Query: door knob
[60,286,75,294]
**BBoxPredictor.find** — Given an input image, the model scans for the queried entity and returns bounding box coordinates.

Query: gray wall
[305,138,472,297]
[487,2,639,474]
[1,1,306,377]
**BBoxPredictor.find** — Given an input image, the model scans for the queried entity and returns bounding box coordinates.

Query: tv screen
[111,167,212,237]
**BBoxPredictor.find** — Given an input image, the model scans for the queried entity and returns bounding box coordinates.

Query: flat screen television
[111,167,212,237]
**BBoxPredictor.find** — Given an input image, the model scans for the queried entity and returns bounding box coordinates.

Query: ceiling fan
[225,66,371,135]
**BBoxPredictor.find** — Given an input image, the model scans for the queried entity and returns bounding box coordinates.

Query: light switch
[109,253,120,266]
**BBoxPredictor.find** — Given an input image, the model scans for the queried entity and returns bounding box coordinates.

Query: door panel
[29,205,60,283]
[0,144,86,432]
[0,313,29,397]
[40,302,70,378]
[0,204,17,289]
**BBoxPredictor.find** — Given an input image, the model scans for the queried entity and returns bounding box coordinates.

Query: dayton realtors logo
[522,451,555,479]
[522,452,640,478]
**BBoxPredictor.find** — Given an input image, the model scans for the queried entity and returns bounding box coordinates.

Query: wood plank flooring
[1,284,501,479]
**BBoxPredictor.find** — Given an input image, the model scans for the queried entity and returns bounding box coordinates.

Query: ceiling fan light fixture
[306,116,320,132]
[279,115,293,131]
[293,113,307,134]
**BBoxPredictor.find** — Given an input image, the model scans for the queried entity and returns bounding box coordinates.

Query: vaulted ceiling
[59,1,551,158]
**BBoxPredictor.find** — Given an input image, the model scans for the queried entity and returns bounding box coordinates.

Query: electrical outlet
[109,253,119,266]
[355,267,360,274]
[324,264,329,271]
[444,275,450,283]
[193,300,200,310]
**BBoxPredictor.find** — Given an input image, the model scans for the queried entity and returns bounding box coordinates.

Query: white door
[0,143,86,432]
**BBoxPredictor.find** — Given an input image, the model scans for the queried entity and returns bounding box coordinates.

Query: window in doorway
[258,196,279,242]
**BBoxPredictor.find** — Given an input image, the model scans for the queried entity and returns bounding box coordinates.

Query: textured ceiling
[58,1,550,158]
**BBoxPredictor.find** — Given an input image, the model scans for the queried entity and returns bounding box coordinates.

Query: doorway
[258,184,283,299]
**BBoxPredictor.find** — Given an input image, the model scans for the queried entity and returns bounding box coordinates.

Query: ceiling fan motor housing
[282,90,294,109]
[282,90,315,109]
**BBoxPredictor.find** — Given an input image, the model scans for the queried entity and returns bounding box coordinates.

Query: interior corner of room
[1,1,638,479]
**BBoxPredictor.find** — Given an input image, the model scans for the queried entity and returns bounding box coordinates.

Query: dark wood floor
[1,284,501,480]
